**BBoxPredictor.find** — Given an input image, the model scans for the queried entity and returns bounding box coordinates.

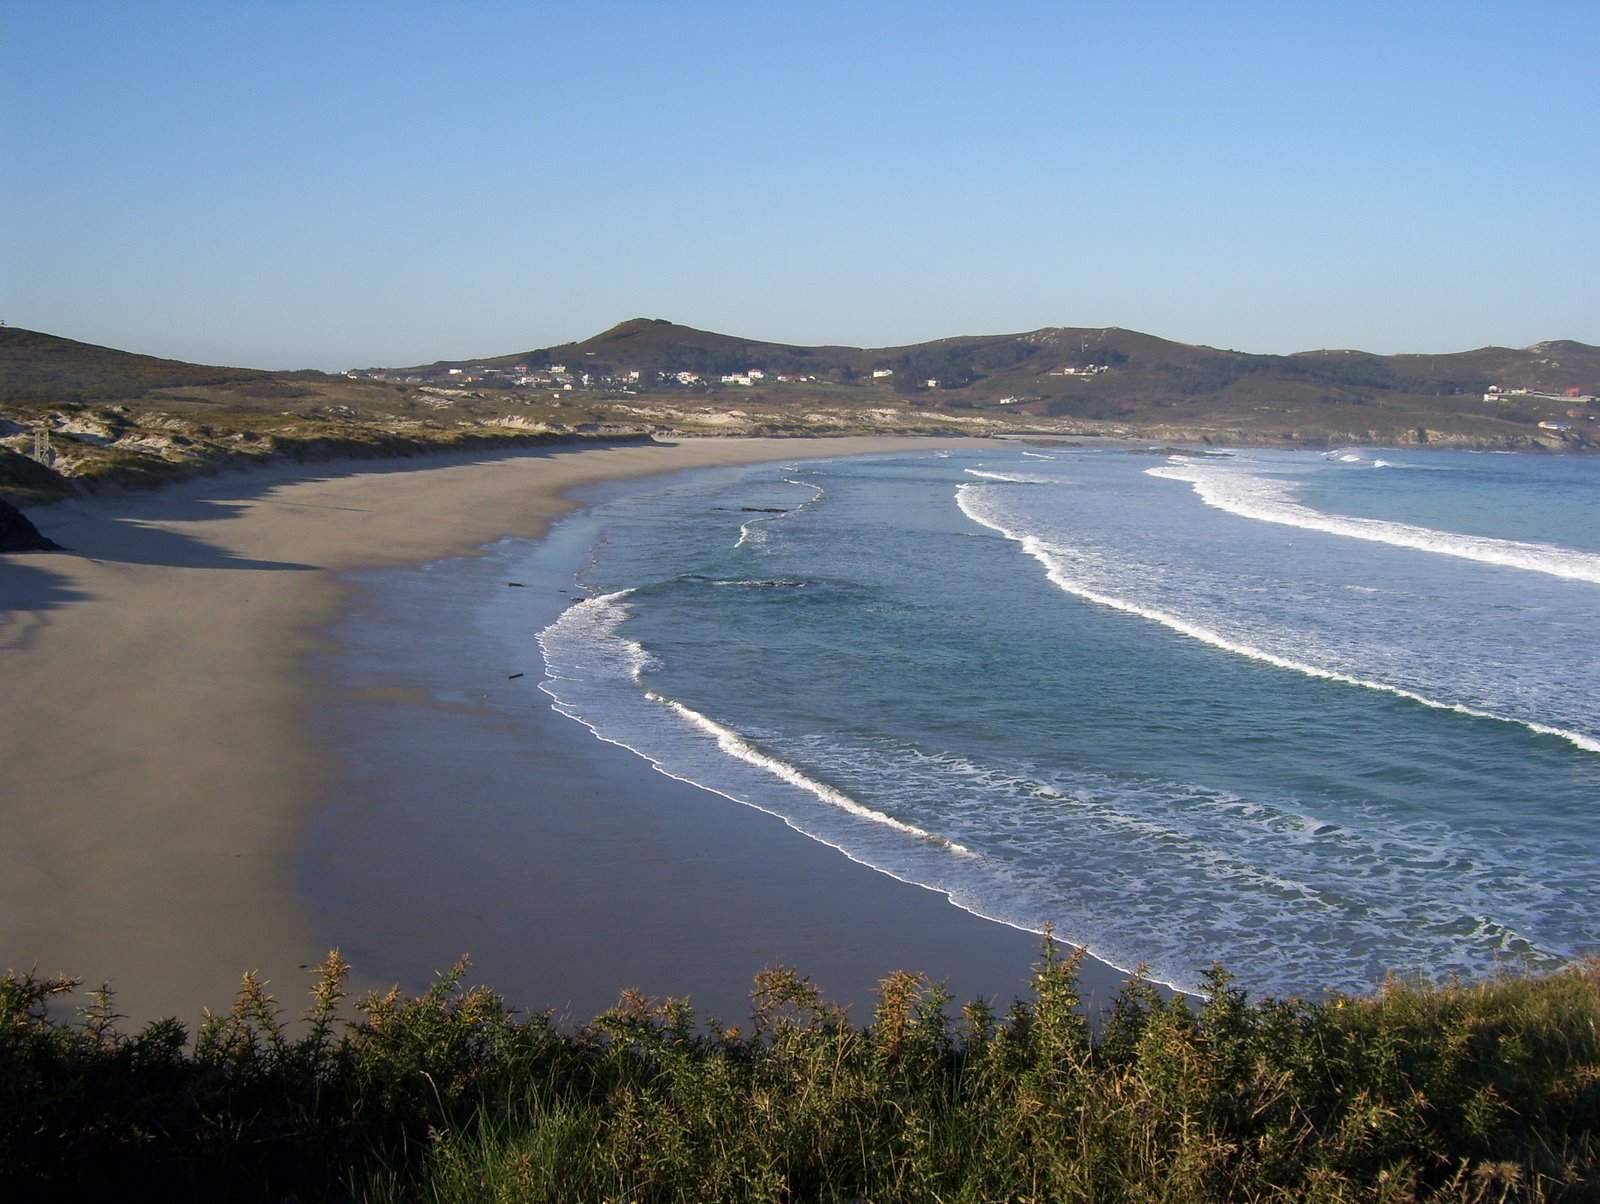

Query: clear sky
[3,1,1596,370]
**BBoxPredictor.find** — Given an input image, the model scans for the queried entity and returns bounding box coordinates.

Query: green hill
[0,327,278,406]
[4,320,1598,509]
[0,328,650,506]
[386,318,1600,448]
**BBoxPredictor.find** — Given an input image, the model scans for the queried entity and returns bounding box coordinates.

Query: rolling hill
[389,317,1600,441]
[3,320,1598,506]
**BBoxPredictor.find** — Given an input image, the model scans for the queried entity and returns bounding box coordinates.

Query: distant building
[872,368,894,378]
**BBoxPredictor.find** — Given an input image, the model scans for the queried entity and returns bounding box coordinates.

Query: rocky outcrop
[0,497,62,551]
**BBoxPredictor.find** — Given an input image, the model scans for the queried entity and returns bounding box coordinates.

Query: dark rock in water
[1125,446,1232,458]
[0,498,63,552]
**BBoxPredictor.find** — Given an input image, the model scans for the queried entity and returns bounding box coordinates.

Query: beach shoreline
[1,436,1130,1028]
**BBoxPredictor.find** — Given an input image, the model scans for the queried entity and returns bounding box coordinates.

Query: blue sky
[3,2,1596,370]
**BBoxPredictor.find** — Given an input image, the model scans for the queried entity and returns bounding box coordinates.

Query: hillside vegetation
[394,318,1600,450]
[4,940,1597,1201]
[4,321,1598,506]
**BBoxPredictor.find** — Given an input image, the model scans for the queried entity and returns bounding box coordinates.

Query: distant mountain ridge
[394,316,1599,411]
[3,319,1592,410]
[4,321,1598,481]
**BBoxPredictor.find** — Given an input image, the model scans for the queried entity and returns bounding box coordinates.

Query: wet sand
[0,437,1130,1028]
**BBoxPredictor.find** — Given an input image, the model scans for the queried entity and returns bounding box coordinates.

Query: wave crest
[956,483,1600,755]
[1149,459,1600,585]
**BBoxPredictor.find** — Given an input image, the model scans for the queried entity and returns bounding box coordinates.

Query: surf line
[538,590,974,851]
[734,477,827,551]
[955,485,1600,756]
[1148,462,1600,586]
[644,691,975,854]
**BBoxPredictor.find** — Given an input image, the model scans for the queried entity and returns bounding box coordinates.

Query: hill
[376,318,1600,448]
[4,321,1598,507]
[0,328,665,506]
[0,327,278,405]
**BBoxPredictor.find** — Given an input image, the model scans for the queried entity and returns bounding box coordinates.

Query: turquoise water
[532,444,1600,996]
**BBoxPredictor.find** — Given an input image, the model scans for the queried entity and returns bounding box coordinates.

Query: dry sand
[1,436,1130,1028]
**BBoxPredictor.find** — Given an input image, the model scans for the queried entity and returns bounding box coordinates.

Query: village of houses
[347,359,1111,409]
[344,355,1596,432]
[1482,385,1600,432]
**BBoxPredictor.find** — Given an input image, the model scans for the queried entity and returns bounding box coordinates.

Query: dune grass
[4,937,1597,1201]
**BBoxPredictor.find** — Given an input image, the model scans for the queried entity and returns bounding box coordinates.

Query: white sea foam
[796,729,1564,990]
[955,483,1600,754]
[1149,458,1600,585]
[643,693,972,851]
[537,589,976,855]
[963,468,1062,485]
[537,590,654,681]
[734,478,826,550]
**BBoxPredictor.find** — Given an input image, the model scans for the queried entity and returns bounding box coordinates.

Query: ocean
[525,441,1600,999]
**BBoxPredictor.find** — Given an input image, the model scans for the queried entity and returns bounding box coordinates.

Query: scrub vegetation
[4,937,1598,1201]
[6,321,1599,511]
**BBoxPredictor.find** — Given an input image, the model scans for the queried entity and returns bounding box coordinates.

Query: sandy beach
[1,436,1130,1028]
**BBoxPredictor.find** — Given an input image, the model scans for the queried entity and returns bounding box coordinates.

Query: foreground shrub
[3,940,1597,1201]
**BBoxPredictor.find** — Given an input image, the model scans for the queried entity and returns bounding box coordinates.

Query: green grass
[4,937,1598,1201]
